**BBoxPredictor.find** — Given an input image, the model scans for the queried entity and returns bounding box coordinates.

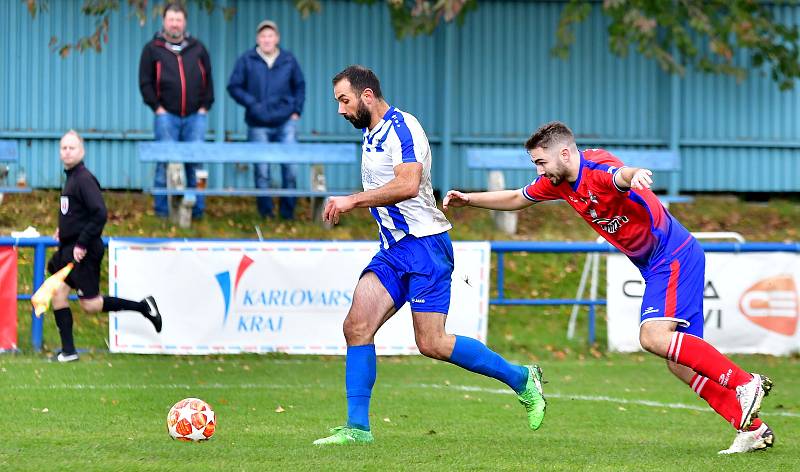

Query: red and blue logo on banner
[0,247,18,350]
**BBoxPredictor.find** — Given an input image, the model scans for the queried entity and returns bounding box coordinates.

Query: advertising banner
[109,240,490,355]
[608,253,800,354]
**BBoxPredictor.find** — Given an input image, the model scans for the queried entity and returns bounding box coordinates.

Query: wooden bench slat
[466,147,681,171]
[604,149,681,171]
[466,148,532,170]
[148,188,352,197]
[465,145,688,202]
[138,142,358,164]
[0,188,32,194]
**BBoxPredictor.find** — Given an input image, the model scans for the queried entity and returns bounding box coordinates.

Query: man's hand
[442,190,470,211]
[73,245,87,263]
[156,106,167,115]
[630,168,653,190]
[53,228,59,242]
[323,195,357,225]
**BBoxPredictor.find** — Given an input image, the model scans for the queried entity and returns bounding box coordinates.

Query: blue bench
[466,146,690,203]
[138,141,359,227]
[604,148,690,203]
[0,141,32,204]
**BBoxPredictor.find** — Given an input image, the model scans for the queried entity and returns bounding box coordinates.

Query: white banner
[608,253,800,354]
[108,239,490,355]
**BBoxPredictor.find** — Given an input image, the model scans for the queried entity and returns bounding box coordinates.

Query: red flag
[0,247,17,350]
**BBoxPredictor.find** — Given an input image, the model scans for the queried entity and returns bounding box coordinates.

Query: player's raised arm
[443,188,534,211]
[614,166,653,190]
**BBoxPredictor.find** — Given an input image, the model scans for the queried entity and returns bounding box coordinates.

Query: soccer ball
[167,398,216,441]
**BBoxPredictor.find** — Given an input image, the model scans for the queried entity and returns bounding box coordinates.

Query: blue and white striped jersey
[360,106,451,248]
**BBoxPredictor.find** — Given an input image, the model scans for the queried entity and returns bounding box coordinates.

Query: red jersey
[522,149,692,269]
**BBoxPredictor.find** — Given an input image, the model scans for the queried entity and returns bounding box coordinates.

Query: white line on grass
[7,381,800,419]
[414,383,800,418]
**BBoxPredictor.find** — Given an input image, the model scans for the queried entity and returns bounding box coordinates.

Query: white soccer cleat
[50,351,79,363]
[718,423,774,454]
[735,373,772,430]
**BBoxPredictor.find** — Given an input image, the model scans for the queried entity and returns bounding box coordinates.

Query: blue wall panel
[1,0,798,194]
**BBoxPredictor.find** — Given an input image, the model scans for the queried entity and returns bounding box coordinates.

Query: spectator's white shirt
[360,106,451,248]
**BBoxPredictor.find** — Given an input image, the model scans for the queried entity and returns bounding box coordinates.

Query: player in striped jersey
[444,121,775,454]
[313,65,546,446]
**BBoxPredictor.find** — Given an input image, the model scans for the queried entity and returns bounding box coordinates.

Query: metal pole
[31,242,46,351]
[567,252,592,340]
[669,47,681,197]
[589,252,599,345]
[213,0,227,189]
[496,252,504,301]
[440,21,454,195]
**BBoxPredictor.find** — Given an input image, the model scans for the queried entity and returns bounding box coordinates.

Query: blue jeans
[248,120,298,219]
[153,112,207,218]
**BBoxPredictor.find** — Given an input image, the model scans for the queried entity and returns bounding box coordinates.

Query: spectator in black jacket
[228,19,305,220]
[139,2,214,219]
[47,130,162,363]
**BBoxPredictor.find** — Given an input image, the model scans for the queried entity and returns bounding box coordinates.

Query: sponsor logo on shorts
[738,274,798,336]
[412,298,426,304]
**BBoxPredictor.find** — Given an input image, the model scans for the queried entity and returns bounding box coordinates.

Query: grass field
[2,192,800,470]
[1,354,799,471]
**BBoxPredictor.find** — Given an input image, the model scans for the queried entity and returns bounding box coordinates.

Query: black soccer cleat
[142,295,163,333]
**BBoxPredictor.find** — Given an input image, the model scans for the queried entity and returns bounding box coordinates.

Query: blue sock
[346,344,376,431]
[448,335,528,393]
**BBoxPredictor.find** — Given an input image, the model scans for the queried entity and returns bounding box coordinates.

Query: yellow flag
[31,262,73,317]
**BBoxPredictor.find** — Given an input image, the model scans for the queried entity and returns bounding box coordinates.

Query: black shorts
[47,240,104,299]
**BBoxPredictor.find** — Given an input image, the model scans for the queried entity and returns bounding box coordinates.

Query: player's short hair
[62,129,84,148]
[525,121,575,151]
[332,65,383,99]
[163,2,187,18]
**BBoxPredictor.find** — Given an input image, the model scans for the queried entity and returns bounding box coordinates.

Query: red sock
[690,374,763,431]
[670,332,752,389]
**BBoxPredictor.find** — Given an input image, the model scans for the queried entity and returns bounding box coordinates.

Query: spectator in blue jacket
[227,19,306,220]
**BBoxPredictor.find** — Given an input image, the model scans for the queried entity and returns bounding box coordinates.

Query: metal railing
[4,237,800,351]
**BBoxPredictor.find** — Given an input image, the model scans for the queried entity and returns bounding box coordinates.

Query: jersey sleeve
[521,176,560,202]
[584,150,628,192]
[600,164,628,193]
[387,113,427,166]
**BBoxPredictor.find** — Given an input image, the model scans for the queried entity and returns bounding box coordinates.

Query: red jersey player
[444,121,775,454]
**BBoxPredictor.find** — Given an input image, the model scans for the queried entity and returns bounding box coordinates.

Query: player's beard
[547,161,569,186]
[343,99,372,129]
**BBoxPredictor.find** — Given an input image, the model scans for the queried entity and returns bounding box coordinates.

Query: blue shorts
[640,238,705,338]
[361,232,454,314]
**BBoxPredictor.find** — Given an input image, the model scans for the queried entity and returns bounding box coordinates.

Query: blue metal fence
[5,237,800,351]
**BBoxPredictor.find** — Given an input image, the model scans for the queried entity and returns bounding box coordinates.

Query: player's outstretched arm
[614,167,653,190]
[443,189,534,211]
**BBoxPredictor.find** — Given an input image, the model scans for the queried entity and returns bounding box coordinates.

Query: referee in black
[47,130,162,362]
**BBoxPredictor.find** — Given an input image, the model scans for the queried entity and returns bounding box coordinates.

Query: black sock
[53,307,76,354]
[102,296,147,314]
